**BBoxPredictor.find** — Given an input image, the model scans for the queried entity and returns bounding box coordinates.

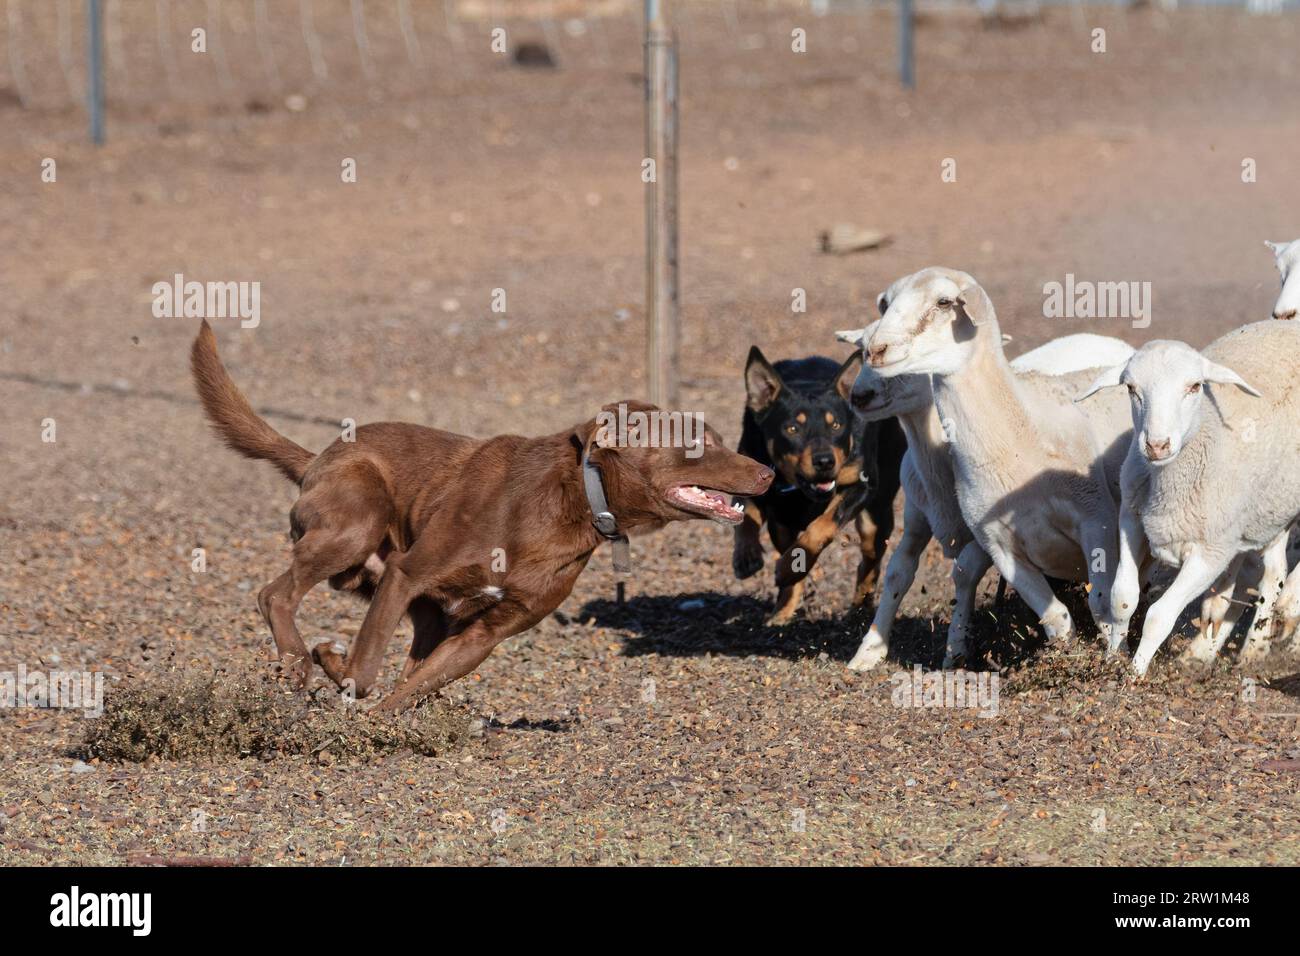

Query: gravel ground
[1,3,1298,865]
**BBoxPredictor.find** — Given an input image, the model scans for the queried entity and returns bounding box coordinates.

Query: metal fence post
[899,0,915,90]
[87,0,105,143]
[644,0,680,410]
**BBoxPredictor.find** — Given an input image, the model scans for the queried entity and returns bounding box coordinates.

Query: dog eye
[829,420,842,430]
[784,424,799,435]
[936,297,953,308]
[1187,382,1202,394]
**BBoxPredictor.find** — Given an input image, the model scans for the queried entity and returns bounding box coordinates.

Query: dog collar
[581,443,631,574]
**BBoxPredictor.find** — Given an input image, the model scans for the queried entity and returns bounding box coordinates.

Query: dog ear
[954,281,996,328]
[1202,358,1262,397]
[592,419,620,448]
[833,350,864,402]
[572,412,621,463]
[1073,363,1127,403]
[744,346,783,413]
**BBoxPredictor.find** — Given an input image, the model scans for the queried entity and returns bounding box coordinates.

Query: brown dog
[190,321,773,711]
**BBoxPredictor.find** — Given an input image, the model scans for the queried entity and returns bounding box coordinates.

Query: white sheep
[859,268,1135,654]
[1008,333,1137,375]
[1275,541,1300,646]
[837,313,1134,669]
[1182,240,1300,659]
[1075,320,1300,675]
[1266,239,1300,321]
[1186,527,1292,665]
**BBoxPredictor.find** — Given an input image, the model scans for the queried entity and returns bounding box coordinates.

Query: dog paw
[277,653,314,690]
[311,641,349,684]
[732,545,764,580]
[850,587,877,609]
[765,606,798,627]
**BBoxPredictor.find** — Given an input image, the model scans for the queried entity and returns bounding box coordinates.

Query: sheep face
[864,267,993,378]
[1076,341,1261,465]
[834,318,934,419]
[848,363,932,420]
[1266,239,1300,320]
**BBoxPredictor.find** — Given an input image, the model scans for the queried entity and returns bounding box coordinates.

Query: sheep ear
[744,346,784,412]
[1202,359,1262,397]
[833,350,864,401]
[955,282,996,327]
[1073,364,1126,403]
[837,318,880,349]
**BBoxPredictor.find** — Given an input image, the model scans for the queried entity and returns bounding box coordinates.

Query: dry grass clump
[79,662,470,763]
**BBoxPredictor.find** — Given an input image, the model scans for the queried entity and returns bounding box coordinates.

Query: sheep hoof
[1181,637,1219,665]
[847,641,888,672]
[1240,639,1272,665]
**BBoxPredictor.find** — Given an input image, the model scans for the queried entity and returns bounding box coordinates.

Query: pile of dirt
[78,662,471,763]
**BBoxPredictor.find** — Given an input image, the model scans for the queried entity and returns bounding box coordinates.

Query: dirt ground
[1,2,1298,865]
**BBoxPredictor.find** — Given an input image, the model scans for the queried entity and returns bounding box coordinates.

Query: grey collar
[581,443,631,574]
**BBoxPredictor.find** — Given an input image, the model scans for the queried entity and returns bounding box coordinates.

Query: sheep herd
[833,241,1300,676]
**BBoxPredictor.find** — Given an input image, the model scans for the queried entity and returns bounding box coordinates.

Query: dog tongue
[675,485,731,516]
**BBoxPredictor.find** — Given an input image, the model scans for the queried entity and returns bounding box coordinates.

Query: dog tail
[190,320,315,484]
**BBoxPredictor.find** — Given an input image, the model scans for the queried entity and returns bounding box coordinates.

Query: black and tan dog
[732,347,906,624]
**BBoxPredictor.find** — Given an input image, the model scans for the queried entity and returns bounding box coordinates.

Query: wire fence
[0,0,1293,122]
[0,0,782,113]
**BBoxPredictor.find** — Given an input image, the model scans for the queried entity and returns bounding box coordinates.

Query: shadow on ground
[576,586,1078,672]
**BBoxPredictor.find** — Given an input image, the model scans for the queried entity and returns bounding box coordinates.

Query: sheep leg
[989,550,1074,644]
[1276,559,1300,649]
[1133,550,1231,677]
[1198,550,1257,660]
[1184,554,1247,664]
[945,541,993,669]
[1080,520,1122,651]
[1109,505,1148,656]
[847,500,930,671]
[1241,530,1290,661]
